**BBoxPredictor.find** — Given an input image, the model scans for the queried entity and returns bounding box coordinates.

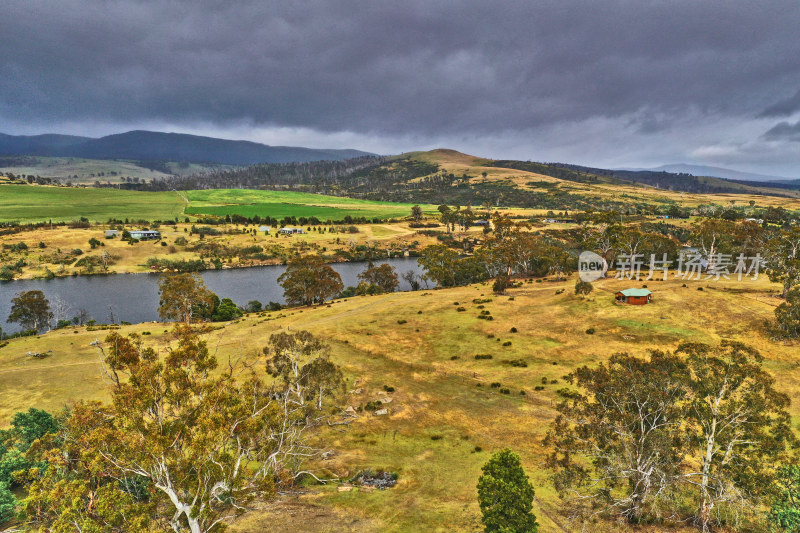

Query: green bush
[476,449,538,532]
[363,400,383,412]
[574,280,593,296]
[0,483,16,524]
[245,300,263,313]
[0,266,14,281]
[211,298,243,322]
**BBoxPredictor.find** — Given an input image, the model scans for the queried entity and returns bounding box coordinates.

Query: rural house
[615,288,652,305]
[279,227,305,234]
[129,230,161,240]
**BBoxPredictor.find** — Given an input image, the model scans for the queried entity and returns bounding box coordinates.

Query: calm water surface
[0,258,426,334]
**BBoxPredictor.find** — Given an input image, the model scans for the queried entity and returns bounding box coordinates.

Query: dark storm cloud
[3,0,800,138]
[758,89,800,118]
[764,120,800,141]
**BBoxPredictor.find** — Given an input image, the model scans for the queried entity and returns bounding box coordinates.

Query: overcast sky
[3,0,800,176]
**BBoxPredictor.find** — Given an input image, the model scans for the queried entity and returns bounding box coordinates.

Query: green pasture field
[183,189,436,220]
[0,185,435,223]
[0,184,186,223]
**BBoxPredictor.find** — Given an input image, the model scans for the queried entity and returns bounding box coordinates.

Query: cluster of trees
[275,255,401,304]
[437,204,479,232]
[277,255,344,306]
[411,214,800,337]
[416,215,576,288]
[767,228,800,337]
[1,327,344,532]
[139,156,387,192]
[157,273,245,323]
[545,341,796,531]
[0,408,60,523]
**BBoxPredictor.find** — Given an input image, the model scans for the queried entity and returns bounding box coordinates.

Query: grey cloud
[2,0,800,175]
[758,89,800,117]
[764,120,800,141]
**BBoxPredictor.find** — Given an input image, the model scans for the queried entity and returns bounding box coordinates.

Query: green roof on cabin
[618,288,652,297]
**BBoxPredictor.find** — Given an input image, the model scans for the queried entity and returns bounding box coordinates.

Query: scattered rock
[622,335,636,340]
[344,406,358,416]
[352,469,398,490]
[348,388,362,394]
[374,408,389,416]
[337,484,355,492]
[379,398,392,404]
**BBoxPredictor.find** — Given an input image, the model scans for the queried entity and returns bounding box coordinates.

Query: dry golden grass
[403,149,800,209]
[0,272,796,531]
[0,222,458,279]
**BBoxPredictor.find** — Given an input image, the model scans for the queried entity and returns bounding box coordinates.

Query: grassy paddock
[0,185,438,223]
[0,274,796,531]
[184,189,437,220]
[0,185,186,223]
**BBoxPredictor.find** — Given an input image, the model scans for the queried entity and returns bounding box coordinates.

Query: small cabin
[615,288,652,305]
[105,230,119,238]
[279,227,305,235]
[259,225,271,233]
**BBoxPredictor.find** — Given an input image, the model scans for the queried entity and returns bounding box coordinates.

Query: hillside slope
[0,130,374,165]
[0,275,795,531]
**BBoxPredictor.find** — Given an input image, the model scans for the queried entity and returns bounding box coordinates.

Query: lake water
[0,258,426,334]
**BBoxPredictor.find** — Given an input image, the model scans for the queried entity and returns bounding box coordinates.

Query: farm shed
[279,227,305,234]
[615,288,652,305]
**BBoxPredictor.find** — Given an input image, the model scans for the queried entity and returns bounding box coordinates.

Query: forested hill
[105,149,800,211]
[144,155,390,191]
[0,130,373,165]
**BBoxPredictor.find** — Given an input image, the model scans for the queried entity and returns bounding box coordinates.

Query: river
[0,258,426,334]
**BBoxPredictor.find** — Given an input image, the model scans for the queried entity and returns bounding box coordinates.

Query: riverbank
[0,221,469,281]
[0,257,429,334]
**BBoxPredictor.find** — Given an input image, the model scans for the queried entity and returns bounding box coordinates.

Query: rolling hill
[0,130,374,165]
[630,163,796,183]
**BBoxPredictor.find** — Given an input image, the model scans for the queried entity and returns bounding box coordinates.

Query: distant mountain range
[0,130,374,165]
[622,163,796,183]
